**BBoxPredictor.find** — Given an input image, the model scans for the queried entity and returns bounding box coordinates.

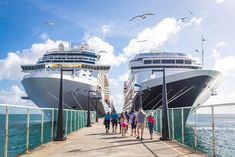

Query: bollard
[26,108,30,153]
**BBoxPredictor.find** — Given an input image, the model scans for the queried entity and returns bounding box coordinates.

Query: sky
[0,0,235,113]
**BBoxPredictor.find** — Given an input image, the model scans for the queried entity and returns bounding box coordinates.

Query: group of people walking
[103,109,156,140]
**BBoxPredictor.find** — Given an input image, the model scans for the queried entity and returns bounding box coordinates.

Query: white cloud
[109,72,129,87]
[123,17,203,57]
[0,39,69,80]
[211,49,221,59]
[85,36,127,66]
[0,85,34,106]
[39,32,50,41]
[215,41,226,48]
[213,55,235,76]
[102,25,111,35]
[216,0,225,4]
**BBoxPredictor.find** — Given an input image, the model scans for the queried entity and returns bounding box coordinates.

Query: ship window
[185,60,192,64]
[153,60,160,64]
[176,60,184,64]
[162,60,175,64]
[144,60,152,64]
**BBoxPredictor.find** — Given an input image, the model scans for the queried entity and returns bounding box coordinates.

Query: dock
[21,120,206,157]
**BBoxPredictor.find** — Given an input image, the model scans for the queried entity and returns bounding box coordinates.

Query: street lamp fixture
[152,68,169,141]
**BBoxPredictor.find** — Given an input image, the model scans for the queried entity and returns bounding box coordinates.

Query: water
[185,114,235,157]
[147,108,235,157]
[0,109,91,157]
[0,112,234,157]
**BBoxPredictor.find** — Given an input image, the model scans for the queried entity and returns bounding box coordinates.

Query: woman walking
[146,111,155,140]
[104,112,111,133]
[119,112,128,136]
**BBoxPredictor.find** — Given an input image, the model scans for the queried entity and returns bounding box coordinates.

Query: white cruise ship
[21,43,112,115]
[123,52,222,113]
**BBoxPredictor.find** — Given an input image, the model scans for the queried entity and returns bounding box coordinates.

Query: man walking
[129,110,137,136]
[136,108,146,140]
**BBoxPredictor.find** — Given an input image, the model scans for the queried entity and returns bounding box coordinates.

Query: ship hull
[128,70,222,112]
[22,74,110,115]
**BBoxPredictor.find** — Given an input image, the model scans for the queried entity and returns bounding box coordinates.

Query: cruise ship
[21,43,112,115]
[123,51,222,113]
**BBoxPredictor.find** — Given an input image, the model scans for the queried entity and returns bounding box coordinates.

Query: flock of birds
[128,11,195,43]
[129,10,194,22]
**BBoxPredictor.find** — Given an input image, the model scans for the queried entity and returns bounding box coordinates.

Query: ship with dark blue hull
[123,52,222,115]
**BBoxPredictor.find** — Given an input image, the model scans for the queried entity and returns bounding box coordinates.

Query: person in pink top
[146,111,156,140]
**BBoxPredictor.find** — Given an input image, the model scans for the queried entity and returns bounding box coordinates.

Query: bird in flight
[137,39,147,43]
[43,21,56,26]
[187,11,194,16]
[129,13,154,22]
[177,17,188,22]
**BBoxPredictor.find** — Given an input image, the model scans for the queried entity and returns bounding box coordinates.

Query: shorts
[137,123,145,131]
[148,123,154,134]
[112,119,118,127]
[131,123,136,129]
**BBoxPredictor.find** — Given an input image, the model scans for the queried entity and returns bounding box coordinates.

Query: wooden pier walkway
[21,121,206,157]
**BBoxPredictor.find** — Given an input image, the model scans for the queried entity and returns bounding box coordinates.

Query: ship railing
[145,103,235,157]
[0,104,97,157]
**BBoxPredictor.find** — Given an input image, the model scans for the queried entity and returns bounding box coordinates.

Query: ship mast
[201,35,206,68]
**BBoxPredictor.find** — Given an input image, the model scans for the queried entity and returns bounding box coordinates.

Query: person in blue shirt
[104,112,111,133]
[111,111,119,133]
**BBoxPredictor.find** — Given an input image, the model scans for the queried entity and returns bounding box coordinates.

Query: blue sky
[0,0,235,112]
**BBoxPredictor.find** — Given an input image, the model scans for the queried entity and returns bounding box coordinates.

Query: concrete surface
[21,121,207,157]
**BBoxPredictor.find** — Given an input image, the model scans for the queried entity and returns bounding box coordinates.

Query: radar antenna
[58,43,65,51]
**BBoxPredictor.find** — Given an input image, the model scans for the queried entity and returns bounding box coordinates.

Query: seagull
[43,21,56,26]
[187,11,194,16]
[129,13,155,22]
[137,39,147,43]
[177,17,188,22]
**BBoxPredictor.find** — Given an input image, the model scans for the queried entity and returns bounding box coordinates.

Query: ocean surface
[0,113,235,157]
[0,109,89,157]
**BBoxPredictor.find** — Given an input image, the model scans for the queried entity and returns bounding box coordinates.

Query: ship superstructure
[21,43,112,114]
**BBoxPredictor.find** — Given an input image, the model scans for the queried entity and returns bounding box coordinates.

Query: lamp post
[152,68,169,140]
[87,90,96,127]
[93,90,102,122]
[55,67,73,141]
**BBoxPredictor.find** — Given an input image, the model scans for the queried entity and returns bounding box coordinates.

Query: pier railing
[146,103,235,157]
[0,104,96,157]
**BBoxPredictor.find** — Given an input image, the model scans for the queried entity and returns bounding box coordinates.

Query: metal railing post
[160,110,162,136]
[65,110,68,134]
[194,109,197,151]
[77,111,79,130]
[51,109,54,139]
[155,110,158,132]
[181,108,184,144]
[4,106,9,157]
[172,108,174,140]
[26,108,30,153]
[168,109,171,139]
[41,110,44,144]
[74,111,76,130]
[212,106,216,157]
[70,110,72,131]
